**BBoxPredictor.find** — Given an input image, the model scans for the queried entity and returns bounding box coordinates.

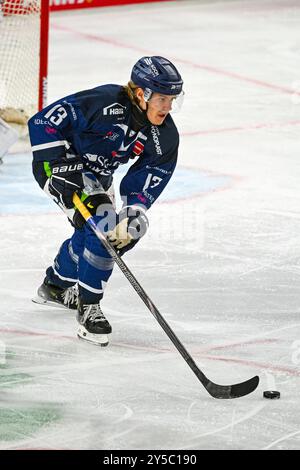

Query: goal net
[0,0,49,128]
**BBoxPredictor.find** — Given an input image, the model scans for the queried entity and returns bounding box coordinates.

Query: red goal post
[49,0,172,12]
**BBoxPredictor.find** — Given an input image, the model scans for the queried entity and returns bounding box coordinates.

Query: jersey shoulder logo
[103,103,126,116]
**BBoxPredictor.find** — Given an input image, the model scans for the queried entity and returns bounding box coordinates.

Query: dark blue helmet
[131,56,183,96]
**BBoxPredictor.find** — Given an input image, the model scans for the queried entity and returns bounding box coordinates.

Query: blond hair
[123,80,141,106]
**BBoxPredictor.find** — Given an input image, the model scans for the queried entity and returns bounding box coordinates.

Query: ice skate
[32,280,78,310]
[77,298,112,346]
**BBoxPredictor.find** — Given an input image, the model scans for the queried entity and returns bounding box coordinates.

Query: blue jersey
[28,84,179,210]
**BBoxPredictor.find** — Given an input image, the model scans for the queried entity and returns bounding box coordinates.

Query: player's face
[146,93,175,125]
[135,88,175,125]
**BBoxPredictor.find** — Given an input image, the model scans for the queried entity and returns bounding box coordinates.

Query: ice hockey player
[0,117,18,165]
[28,56,184,346]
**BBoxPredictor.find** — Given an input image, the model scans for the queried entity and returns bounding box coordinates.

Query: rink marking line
[182,119,300,137]
[0,326,279,353]
[202,355,300,378]
[175,57,300,97]
[2,327,298,377]
[157,164,239,205]
[51,24,300,98]
[0,327,76,342]
[199,338,280,353]
[0,157,236,212]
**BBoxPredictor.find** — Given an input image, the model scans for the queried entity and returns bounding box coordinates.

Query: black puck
[263,390,280,399]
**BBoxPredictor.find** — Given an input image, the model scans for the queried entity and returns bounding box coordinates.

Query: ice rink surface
[1,0,300,450]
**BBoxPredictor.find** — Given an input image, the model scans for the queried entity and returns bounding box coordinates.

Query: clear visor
[144,89,185,114]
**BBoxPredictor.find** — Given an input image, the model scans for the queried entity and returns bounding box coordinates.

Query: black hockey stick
[73,194,259,399]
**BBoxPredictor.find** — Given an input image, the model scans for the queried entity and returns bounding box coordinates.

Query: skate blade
[77,325,109,347]
[32,296,73,310]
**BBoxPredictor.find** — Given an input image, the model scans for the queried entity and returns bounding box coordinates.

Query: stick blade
[206,375,259,399]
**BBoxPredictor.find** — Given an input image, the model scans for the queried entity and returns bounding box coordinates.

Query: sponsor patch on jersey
[133,141,144,156]
[45,126,57,135]
[84,153,98,162]
[34,119,50,125]
[137,193,147,204]
[151,126,162,155]
[146,164,171,175]
[103,103,126,117]
[63,100,78,121]
[83,153,121,175]
[105,131,119,141]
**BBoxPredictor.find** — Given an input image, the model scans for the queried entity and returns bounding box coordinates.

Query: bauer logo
[52,163,83,173]
[103,103,126,116]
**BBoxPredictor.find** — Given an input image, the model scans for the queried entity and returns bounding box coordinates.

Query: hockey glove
[107,206,149,256]
[48,159,84,209]
[73,192,113,229]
